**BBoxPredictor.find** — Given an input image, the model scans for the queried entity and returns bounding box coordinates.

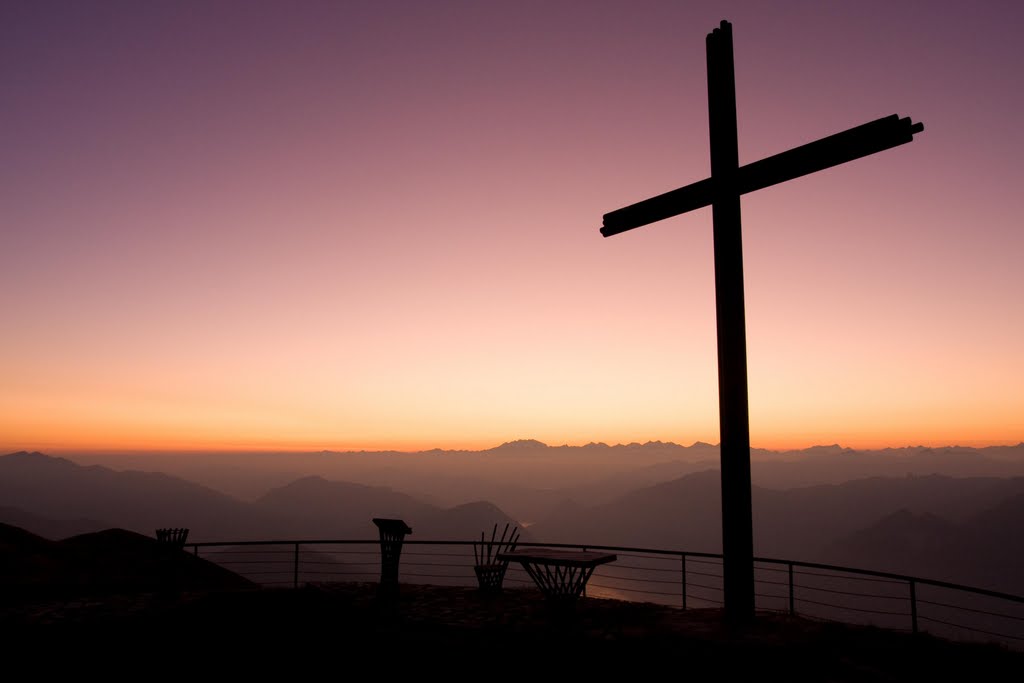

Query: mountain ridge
[0,451,524,543]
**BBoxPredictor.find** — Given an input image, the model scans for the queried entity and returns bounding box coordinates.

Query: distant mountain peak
[803,444,852,455]
[491,439,548,451]
[267,474,375,494]
[2,450,78,467]
[4,450,50,459]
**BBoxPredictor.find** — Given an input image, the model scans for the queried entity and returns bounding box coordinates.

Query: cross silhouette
[599,20,923,622]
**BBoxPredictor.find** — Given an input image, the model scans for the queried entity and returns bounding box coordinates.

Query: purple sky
[2,1,1022,451]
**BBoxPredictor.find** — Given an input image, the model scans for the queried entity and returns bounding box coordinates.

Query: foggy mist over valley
[5,440,1023,596]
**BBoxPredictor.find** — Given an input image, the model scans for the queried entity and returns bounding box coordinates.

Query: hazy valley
[3,441,1024,595]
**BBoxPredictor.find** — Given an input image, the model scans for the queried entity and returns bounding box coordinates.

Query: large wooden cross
[600,20,923,622]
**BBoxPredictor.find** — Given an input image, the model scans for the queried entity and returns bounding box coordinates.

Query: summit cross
[599,20,923,622]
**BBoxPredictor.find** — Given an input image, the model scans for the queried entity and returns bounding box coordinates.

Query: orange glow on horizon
[2,416,1019,456]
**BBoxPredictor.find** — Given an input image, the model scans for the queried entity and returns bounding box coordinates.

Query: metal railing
[189,538,1024,649]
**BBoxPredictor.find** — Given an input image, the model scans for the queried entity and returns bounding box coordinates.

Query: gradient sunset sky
[3,1,1022,452]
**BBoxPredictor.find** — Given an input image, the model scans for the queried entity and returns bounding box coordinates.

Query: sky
[2,1,1022,453]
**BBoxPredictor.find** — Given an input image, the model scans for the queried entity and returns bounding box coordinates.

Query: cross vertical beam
[707,20,754,623]
[597,18,922,625]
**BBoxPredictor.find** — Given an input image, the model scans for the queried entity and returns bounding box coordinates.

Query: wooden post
[707,20,755,624]
[910,580,918,634]
[788,562,795,616]
[681,554,688,610]
[582,547,588,597]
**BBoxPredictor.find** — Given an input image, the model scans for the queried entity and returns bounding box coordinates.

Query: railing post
[294,542,300,589]
[582,547,588,597]
[681,554,687,610]
[788,562,795,616]
[193,544,198,556]
[909,579,918,634]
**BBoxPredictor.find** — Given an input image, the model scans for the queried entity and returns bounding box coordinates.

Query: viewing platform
[4,532,1022,676]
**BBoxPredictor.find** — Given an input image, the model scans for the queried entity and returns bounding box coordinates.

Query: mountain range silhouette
[2,448,1023,594]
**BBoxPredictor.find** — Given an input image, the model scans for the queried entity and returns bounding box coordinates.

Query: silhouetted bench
[373,518,412,596]
[497,548,616,604]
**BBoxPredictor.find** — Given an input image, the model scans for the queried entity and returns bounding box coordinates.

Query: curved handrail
[188,537,1024,605]
[188,536,1024,647]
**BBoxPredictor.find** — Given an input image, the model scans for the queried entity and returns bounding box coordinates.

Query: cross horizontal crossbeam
[601,114,924,237]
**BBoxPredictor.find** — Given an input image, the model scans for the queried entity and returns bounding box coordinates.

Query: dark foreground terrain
[2,522,1021,678]
[4,582,1020,680]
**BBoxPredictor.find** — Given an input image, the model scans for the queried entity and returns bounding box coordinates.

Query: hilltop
[5,581,1021,677]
